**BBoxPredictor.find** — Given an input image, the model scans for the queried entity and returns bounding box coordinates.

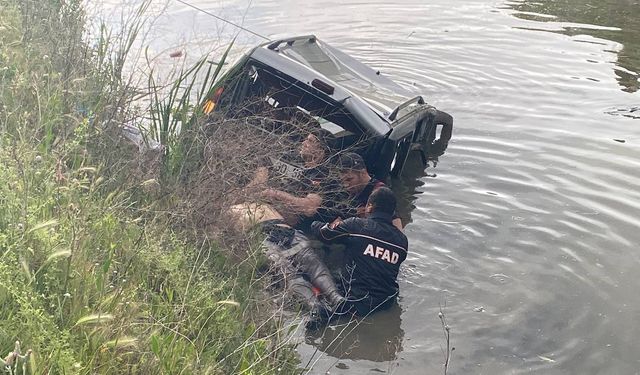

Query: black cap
[338,152,367,171]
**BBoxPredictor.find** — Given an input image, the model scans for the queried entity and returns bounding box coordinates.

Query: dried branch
[438,307,454,375]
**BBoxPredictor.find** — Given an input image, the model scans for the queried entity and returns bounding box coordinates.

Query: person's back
[333,214,407,313]
[310,187,408,316]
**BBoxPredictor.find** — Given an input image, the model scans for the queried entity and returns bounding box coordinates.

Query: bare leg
[229,203,285,232]
[229,202,344,314]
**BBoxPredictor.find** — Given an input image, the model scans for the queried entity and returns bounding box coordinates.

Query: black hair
[337,152,367,171]
[367,186,396,215]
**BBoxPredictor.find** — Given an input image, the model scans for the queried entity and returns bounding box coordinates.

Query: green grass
[0,1,300,373]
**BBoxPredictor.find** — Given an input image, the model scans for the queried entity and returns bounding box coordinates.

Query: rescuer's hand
[329,217,343,229]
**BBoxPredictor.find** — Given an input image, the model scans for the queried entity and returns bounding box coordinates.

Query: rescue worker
[309,187,408,321]
[336,152,403,230]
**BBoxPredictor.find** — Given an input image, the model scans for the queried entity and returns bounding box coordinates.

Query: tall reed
[0,1,301,373]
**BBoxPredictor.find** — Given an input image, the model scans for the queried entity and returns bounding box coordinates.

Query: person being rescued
[309,186,408,324]
[249,127,348,233]
[229,202,345,313]
[229,127,347,316]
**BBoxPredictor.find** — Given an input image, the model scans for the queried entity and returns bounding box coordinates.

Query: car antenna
[174,0,270,41]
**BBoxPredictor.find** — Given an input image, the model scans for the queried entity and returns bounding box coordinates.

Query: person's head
[300,129,335,167]
[365,186,397,216]
[338,152,371,195]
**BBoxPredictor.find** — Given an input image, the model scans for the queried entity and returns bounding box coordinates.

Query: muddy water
[98,0,640,373]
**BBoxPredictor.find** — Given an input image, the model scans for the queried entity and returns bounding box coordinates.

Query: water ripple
[96,0,640,373]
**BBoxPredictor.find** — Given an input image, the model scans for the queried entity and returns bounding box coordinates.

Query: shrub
[0,1,301,373]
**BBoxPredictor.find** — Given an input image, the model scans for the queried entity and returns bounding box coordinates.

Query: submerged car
[206,35,453,179]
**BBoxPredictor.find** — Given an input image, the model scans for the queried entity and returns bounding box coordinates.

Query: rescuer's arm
[310,218,351,244]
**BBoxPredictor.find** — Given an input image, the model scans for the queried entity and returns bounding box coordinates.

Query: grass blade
[27,219,59,234]
[74,314,114,326]
[101,337,137,350]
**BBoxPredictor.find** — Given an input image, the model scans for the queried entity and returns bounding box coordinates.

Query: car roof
[248,35,414,125]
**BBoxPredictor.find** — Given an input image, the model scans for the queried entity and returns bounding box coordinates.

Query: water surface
[98,0,640,373]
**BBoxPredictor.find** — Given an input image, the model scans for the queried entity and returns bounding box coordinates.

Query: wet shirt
[339,178,387,218]
[310,212,408,308]
[339,178,401,224]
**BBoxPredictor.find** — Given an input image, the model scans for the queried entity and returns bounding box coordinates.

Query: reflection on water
[304,303,404,363]
[97,0,640,373]
[509,0,640,93]
[390,152,434,226]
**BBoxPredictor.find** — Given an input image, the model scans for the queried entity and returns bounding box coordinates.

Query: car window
[249,65,364,134]
[317,117,350,136]
[219,62,370,153]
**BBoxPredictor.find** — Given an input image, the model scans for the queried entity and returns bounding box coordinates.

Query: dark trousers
[332,287,397,318]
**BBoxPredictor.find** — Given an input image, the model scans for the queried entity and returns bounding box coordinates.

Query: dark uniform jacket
[310,211,408,315]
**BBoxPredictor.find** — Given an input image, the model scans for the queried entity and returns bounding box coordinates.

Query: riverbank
[0,1,299,373]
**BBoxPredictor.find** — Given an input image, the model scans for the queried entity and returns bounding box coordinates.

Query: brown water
[99,0,640,373]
